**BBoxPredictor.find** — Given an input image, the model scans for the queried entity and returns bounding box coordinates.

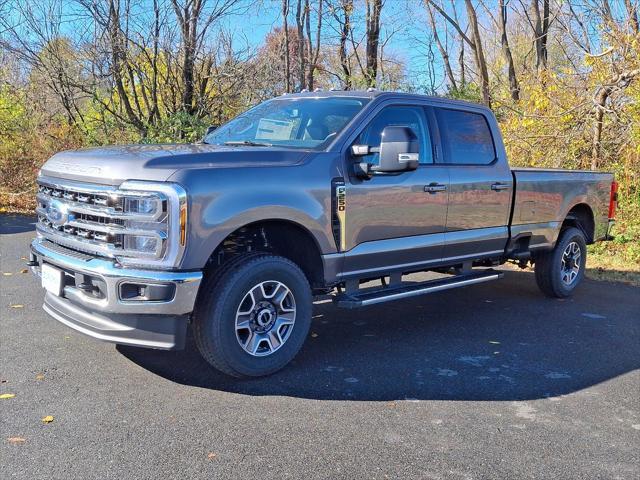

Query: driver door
[341,104,450,276]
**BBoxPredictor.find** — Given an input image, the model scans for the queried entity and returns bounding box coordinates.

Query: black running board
[333,270,503,309]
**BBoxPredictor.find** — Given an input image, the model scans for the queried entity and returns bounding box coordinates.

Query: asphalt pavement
[1,215,639,479]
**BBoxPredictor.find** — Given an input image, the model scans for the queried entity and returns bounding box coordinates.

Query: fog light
[125,235,158,254]
[119,282,176,301]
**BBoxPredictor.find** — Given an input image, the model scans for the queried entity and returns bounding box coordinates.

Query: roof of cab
[280,89,490,111]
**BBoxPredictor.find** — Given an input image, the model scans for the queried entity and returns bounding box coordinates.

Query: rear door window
[435,108,495,165]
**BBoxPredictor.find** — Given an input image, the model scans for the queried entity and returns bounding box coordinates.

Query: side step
[333,269,503,309]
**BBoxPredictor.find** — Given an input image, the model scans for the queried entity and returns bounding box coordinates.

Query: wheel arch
[203,219,326,290]
[562,203,595,244]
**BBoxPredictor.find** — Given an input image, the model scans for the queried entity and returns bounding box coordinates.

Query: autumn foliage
[0,0,638,269]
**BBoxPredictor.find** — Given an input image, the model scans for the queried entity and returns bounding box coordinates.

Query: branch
[424,0,475,49]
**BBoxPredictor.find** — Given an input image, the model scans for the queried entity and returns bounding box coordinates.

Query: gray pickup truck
[29,91,617,377]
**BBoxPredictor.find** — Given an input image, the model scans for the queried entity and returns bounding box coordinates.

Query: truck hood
[40,144,309,185]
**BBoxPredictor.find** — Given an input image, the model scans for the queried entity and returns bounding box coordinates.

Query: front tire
[534,227,587,298]
[193,254,312,378]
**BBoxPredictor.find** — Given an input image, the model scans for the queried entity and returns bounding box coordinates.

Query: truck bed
[510,167,614,248]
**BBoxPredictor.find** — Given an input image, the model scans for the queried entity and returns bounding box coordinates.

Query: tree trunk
[591,69,640,169]
[295,0,307,90]
[498,0,519,101]
[464,0,491,106]
[170,0,203,115]
[108,0,146,134]
[282,0,291,92]
[304,0,313,89]
[451,0,465,86]
[306,0,323,90]
[364,0,382,88]
[426,2,457,91]
[337,0,353,89]
[591,86,610,170]
[150,0,161,123]
[531,0,550,72]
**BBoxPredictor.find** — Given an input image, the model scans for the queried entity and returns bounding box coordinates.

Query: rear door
[433,106,513,262]
[340,102,449,276]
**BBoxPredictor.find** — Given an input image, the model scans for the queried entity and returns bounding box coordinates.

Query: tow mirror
[352,126,419,178]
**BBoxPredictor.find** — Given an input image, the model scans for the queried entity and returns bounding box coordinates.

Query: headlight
[124,197,161,216]
[117,181,187,269]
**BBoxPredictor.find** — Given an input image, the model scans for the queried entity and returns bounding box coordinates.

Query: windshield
[204,96,369,149]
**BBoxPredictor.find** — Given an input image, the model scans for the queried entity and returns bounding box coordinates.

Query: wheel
[193,254,312,378]
[534,227,587,298]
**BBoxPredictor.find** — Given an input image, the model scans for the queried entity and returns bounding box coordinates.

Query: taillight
[608,180,618,219]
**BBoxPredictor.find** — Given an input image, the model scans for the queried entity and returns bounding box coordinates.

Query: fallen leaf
[35,374,45,381]
[0,393,16,399]
[207,452,217,460]
[20,269,28,274]
[10,304,24,309]
[7,437,26,444]
[2,272,12,276]
[42,415,54,424]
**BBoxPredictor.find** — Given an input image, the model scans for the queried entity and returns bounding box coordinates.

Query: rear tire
[193,254,312,378]
[534,227,587,298]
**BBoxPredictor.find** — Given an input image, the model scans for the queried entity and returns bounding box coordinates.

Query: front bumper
[30,237,202,350]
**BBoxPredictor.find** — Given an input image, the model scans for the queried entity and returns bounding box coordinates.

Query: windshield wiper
[223,140,273,147]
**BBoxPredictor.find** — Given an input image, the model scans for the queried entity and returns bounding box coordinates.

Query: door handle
[491,182,510,191]
[425,183,447,193]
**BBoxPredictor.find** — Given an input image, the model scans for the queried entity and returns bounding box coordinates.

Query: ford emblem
[46,199,69,227]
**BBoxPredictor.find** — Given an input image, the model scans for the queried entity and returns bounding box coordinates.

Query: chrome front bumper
[30,237,202,350]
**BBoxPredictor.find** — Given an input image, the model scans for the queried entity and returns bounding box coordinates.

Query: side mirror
[352,126,419,178]
[372,126,419,173]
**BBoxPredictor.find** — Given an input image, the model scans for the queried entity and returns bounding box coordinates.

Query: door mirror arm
[353,161,372,179]
[351,144,380,179]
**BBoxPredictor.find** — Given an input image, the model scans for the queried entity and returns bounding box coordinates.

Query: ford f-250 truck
[29,91,618,377]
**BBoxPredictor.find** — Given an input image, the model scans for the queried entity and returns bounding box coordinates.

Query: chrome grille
[36,177,167,259]
[38,183,124,210]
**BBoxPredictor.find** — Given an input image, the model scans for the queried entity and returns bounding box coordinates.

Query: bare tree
[625,0,639,34]
[426,0,491,106]
[282,0,291,92]
[522,0,550,72]
[0,0,89,126]
[305,0,323,90]
[426,1,457,90]
[332,0,354,89]
[170,0,241,115]
[592,68,640,169]
[479,0,520,101]
[364,0,382,87]
[295,0,306,89]
[450,0,466,86]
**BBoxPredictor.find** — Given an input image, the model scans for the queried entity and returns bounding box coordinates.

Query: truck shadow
[117,270,639,401]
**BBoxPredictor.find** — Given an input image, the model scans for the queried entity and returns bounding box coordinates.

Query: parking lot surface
[1,215,639,479]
